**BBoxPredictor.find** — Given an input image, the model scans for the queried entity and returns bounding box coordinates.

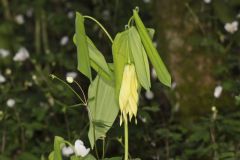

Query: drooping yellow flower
[119,64,139,124]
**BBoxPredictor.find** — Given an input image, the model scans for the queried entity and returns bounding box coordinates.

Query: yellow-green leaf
[75,12,92,81]
[112,30,129,98]
[133,9,171,87]
[128,26,151,90]
[88,75,119,149]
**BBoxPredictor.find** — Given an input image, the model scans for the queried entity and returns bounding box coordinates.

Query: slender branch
[74,80,87,104]
[49,74,86,104]
[83,15,113,43]
[185,3,205,35]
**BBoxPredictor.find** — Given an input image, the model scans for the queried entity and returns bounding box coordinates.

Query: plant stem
[83,15,113,43]
[124,120,129,160]
[1,0,11,20]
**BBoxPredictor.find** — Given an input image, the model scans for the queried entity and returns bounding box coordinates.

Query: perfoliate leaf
[75,12,92,81]
[53,136,64,160]
[112,30,129,98]
[128,26,151,90]
[133,9,171,87]
[87,37,113,83]
[87,75,119,149]
[73,34,113,83]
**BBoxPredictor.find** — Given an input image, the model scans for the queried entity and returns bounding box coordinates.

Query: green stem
[49,74,86,104]
[102,138,105,159]
[83,15,113,43]
[127,16,133,27]
[124,120,129,160]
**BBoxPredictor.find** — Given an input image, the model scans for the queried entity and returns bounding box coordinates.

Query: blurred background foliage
[0,0,240,159]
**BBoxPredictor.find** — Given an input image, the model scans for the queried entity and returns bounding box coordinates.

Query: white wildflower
[68,11,74,19]
[6,99,15,108]
[15,14,25,25]
[74,139,90,157]
[0,73,6,83]
[204,0,211,4]
[151,68,157,79]
[145,90,154,100]
[60,36,69,46]
[66,72,77,83]
[224,21,238,34]
[13,47,30,62]
[0,49,10,58]
[214,85,223,98]
[62,146,74,157]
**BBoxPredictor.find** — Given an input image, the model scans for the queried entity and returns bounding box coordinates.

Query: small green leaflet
[112,30,129,98]
[128,26,151,90]
[87,75,119,149]
[53,136,64,160]
[75,12,92,81]
[133,9,171,87]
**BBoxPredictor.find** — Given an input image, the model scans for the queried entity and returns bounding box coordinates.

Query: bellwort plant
[49,7,171,160]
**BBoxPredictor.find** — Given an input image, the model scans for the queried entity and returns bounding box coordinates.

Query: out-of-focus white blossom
[145,90,154,100]
[13,47,30,62]
[62,146,74,157]
[6,99,15,108]
[151,68,157,80]
[74,139,90,157]
[143,0,151,3]
[0,73,6,83]
[224,21,238,34]
[66,72,77,83]
[0,49,10,58]
[15,14,25,25]
[26,8,33,17]
[60,36,69,46]
[214,85,223,98]
[68,11,74,19]
[5,68,12,75]
[203,0,211,4]
[171,81,177,90]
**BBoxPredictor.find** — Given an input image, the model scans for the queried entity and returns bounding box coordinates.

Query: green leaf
[133,9,171,87]
[75,12,92,81]
[73,35,113,83]
[87,75,119,148]
[87,37,113,83]
[48,151,54,160]
[53,136,64,160]
[112,30,129,98]
[128,26,151,90]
